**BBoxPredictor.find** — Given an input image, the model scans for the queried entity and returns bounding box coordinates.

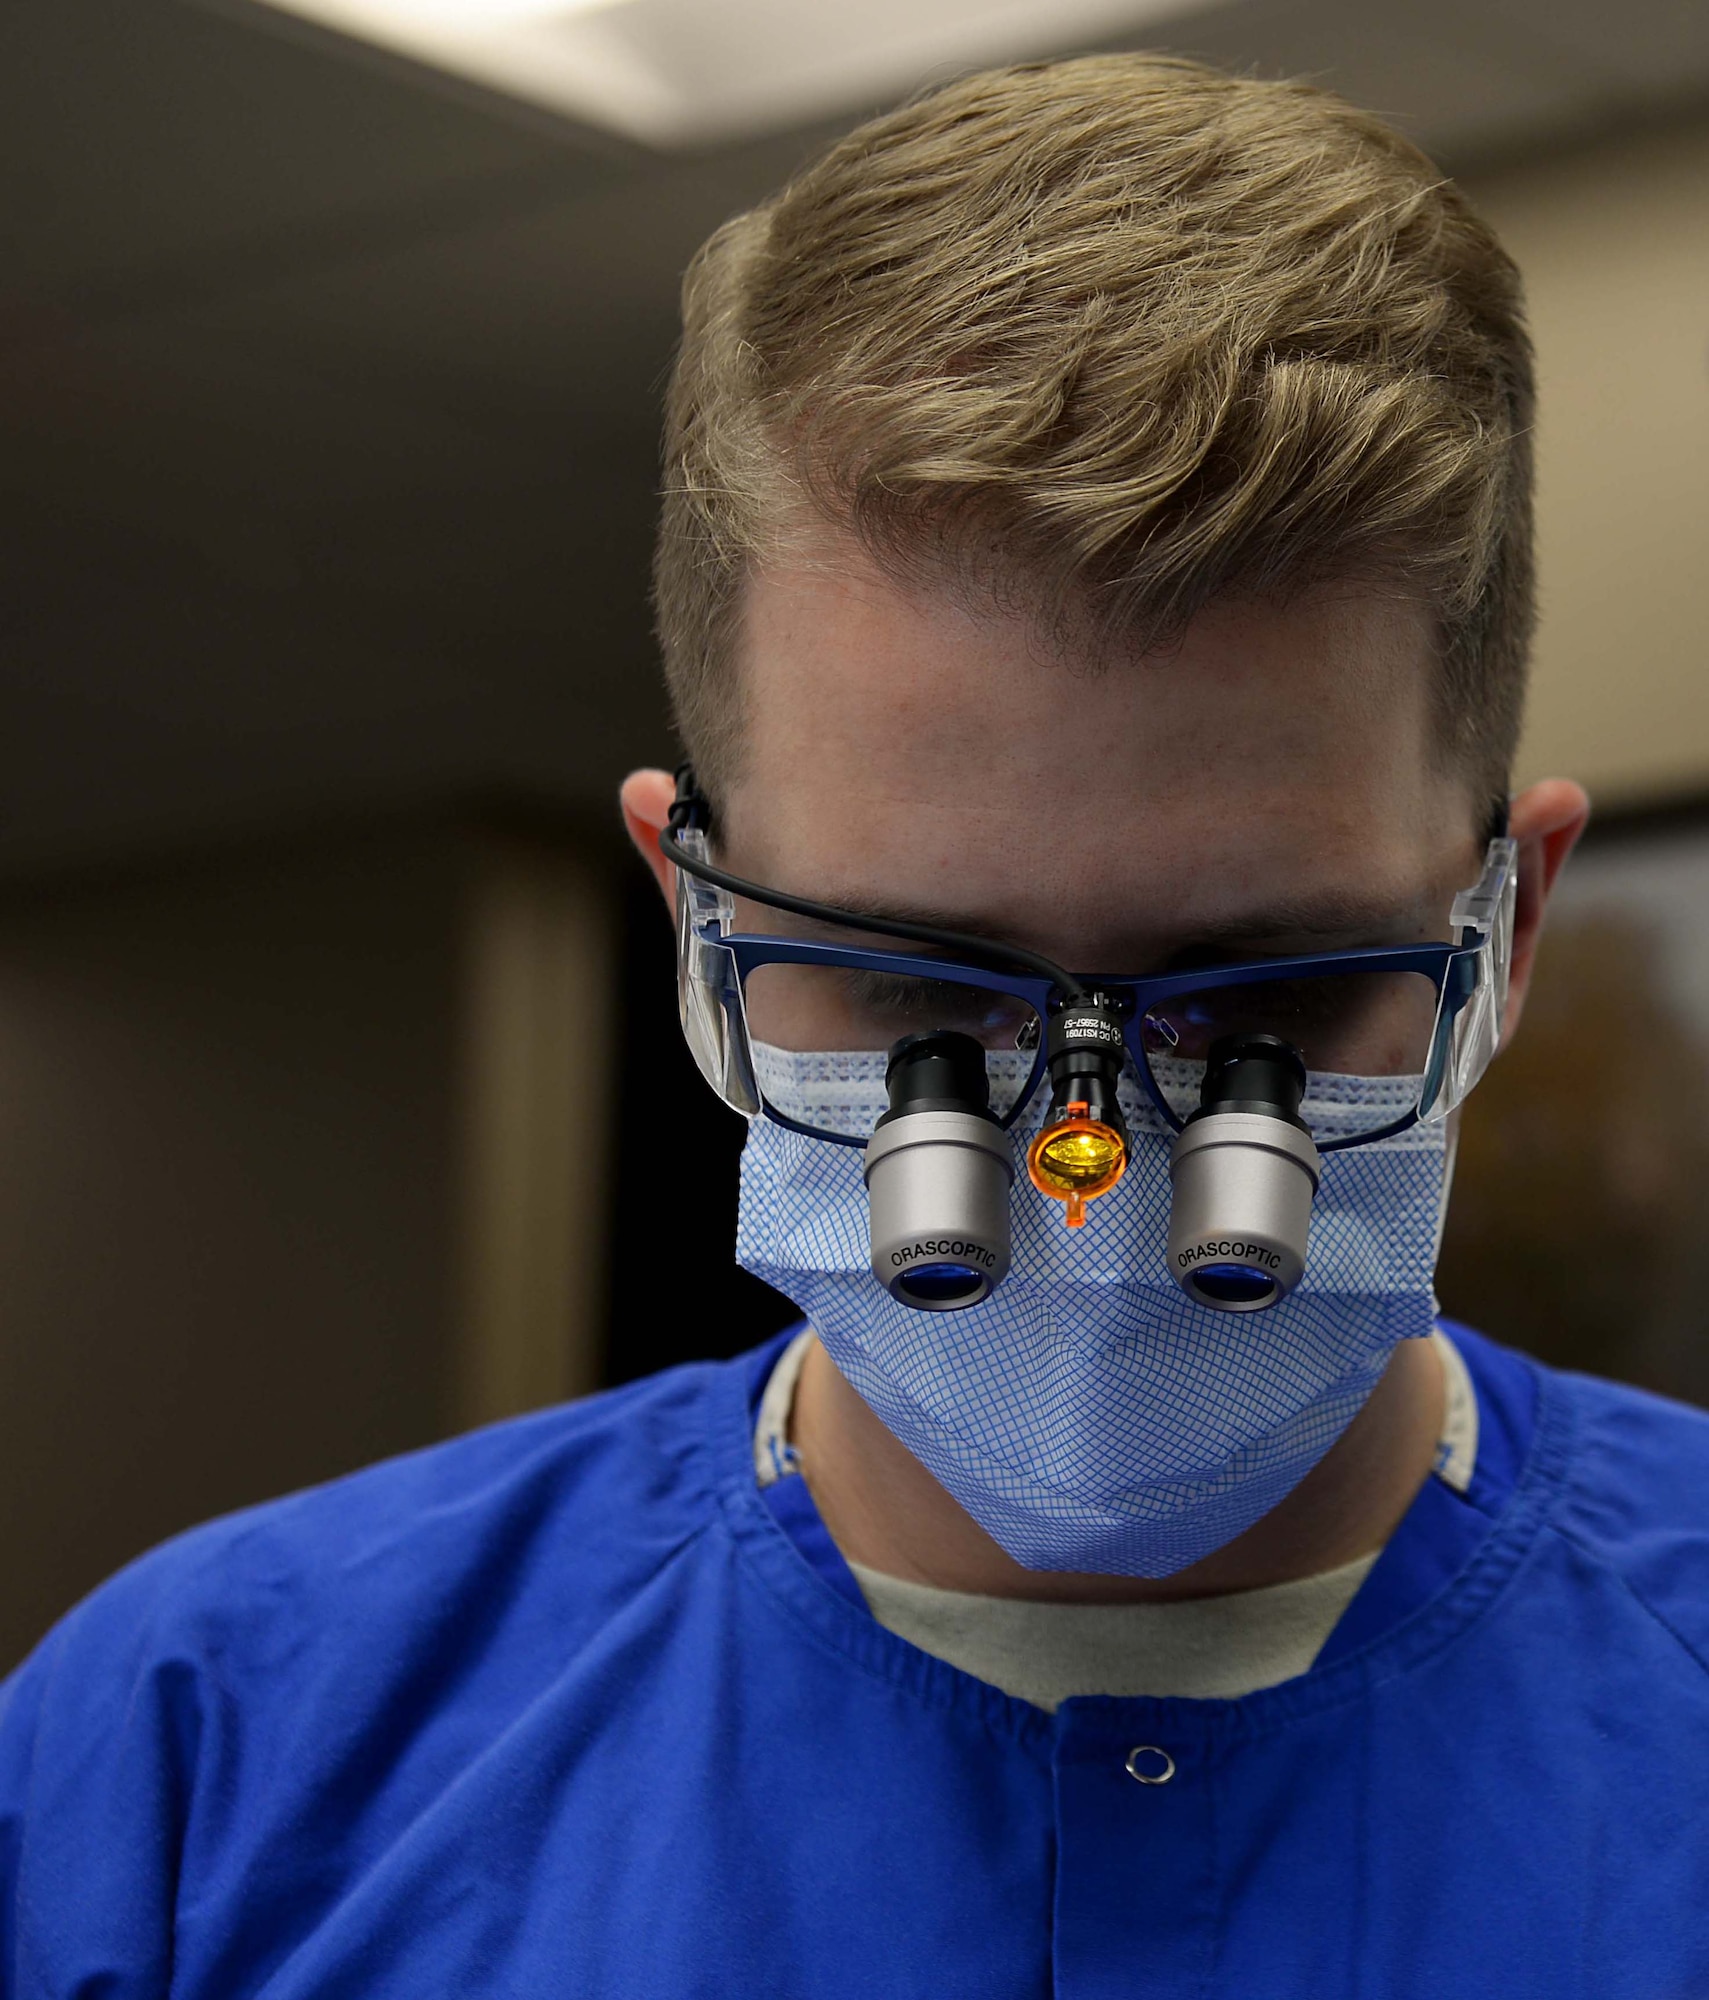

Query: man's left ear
[1501,778,1592,1041]
[619,767,683,918]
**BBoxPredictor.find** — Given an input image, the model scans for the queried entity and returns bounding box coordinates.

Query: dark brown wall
[0,828,462,1672]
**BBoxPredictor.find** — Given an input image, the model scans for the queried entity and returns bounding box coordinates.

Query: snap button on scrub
[1125,1745,1176,1786]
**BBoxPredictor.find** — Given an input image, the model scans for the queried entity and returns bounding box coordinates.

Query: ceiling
[2,0,1706,875]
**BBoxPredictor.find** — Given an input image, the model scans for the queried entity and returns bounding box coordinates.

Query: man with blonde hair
[5,53,1707,1997]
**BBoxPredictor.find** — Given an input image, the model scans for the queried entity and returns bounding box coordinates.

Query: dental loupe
[868,1008,1321,1315]
[1166,1034,1320,1310]
[864,1032,1014,1310]
[659,766,1516,1321]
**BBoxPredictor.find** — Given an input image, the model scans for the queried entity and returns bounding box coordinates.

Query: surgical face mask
[739,1062,1450,1577]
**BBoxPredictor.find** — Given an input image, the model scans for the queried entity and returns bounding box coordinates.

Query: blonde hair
[654,54,1534,802]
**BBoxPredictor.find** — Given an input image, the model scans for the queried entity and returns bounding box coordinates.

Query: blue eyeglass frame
[662,767,1515,1157]
[714,928,1486,1153]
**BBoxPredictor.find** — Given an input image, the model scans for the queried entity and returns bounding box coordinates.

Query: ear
[1500,777,1592,1041]
[619,767,682,920]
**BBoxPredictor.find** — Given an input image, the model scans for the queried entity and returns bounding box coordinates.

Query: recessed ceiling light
[277,1,631,31]
[247,0,1223,147]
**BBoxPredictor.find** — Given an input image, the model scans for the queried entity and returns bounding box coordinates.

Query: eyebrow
[1159,893,1440,950]
[770,896,1023,947]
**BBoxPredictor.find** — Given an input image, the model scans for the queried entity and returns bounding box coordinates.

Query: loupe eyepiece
[864,1031,1013,1311]
[1026,996,1130,1227]
[1166,1031,1321,1311]
[1199,1033,1308,1119]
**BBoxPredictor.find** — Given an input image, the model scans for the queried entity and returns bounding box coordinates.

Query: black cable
[660,768,1085,1000]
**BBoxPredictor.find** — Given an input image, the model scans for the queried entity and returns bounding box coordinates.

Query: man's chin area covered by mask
[782,1285,1457,1603]
[736,1091,1449,1583]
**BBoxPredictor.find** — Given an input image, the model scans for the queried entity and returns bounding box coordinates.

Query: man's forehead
[726,529,1466,929]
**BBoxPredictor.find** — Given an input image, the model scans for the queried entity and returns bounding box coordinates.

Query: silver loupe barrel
[864,1033,1014,1311]
[1166,1035,1321,1312]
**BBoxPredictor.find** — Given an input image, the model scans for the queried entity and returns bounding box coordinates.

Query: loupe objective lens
[1186,1263,1279,1308]
[894,1262,989,1307]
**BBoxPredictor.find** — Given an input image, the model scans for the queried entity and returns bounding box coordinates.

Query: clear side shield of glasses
[673,828,761,1116]
[1419,835,1520,1122]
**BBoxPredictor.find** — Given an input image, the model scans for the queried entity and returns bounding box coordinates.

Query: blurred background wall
[1,0,1706,1668]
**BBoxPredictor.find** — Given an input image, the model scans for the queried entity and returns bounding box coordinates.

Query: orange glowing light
[1026,1102,1127,1226]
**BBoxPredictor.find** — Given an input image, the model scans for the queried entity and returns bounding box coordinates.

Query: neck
[790,1331,1444,1604]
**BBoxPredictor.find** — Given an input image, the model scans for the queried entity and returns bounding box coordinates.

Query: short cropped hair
[653,54,1534,804]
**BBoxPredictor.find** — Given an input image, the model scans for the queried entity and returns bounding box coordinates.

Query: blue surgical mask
[737,1063,1449,1578]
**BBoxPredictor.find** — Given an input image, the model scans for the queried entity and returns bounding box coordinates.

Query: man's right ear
[619,768,682,917]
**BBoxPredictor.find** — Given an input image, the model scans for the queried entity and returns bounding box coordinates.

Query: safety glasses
[662,776,1517,1155]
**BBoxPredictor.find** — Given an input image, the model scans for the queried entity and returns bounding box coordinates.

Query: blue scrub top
[3,1322,1708,1997]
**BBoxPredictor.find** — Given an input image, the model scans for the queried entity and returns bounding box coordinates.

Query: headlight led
[1025,996,1131,1228]
[1028,1104,1127,1226]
